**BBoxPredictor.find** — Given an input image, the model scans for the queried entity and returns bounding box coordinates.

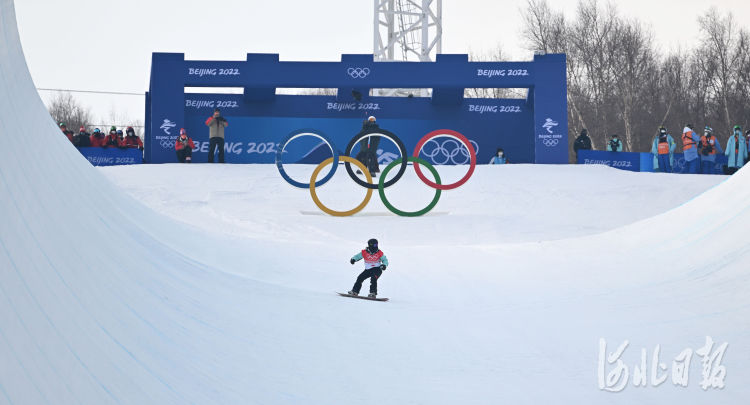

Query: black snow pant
[176,148,192,163]
[356,136,380,174]
[352,267,383,294]
[208,137,225,163]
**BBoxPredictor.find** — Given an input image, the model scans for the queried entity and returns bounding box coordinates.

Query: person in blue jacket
[651,126,676,173]
[489,148,508,164]
[681,124,701,174]
[348,238,388,298]
[725,125,748,173]
[698,126,723,174]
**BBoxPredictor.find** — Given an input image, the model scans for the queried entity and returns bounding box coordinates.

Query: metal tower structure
[373,0,442,96]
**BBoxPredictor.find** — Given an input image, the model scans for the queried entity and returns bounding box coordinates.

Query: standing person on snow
[725,125,748,173]
[59,123,74,143]
[573,129,592,162]
[205,108,228,163]
[355,116,381,177]
[174,128,196,163]
[698,126,723,174]
[489,148,508,164]
[348,238,388,298]
[89,128,105,147]
[606,134,622,151]
[681,124,701,174]
[103,127,125,148]
[123,126,144,150]
[73,127,91,148]
[651,126,676,173]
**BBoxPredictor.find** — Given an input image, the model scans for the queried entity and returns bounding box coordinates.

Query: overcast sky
[14,0,750,127]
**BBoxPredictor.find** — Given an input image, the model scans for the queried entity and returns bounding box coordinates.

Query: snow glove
[380,264,386,271]
[350,258,356,265]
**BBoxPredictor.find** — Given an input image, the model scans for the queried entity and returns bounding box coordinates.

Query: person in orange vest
[651,126,675,173]
[681,124,701,174]
[174,128,196,163]
[698,126,723,175]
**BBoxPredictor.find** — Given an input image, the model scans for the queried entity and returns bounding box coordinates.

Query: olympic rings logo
[275,128,476,217]
[347,67,371,79]
[542,139,559,147]
[159,140,174,149]
[421,139,480,165]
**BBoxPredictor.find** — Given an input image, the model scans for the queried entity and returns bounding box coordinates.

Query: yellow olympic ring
[309,156,373,217]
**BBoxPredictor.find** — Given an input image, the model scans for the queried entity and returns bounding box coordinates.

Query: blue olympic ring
[276,128,339,188]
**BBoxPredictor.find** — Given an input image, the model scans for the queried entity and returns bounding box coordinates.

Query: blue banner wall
[77,147,143,166]
[146,53,568,165]
[578,150,729,174]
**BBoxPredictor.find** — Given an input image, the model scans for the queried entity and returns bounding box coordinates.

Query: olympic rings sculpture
[275,128,476,216]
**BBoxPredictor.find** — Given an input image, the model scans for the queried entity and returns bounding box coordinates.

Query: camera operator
[607,134,622,152]
[174,128,196,163]
[699,126,723,174]
[205,107,228,163]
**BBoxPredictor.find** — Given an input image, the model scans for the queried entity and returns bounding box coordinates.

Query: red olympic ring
[412,129,476,190]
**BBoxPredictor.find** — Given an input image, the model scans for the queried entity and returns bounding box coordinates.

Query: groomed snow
[1,0,749,403]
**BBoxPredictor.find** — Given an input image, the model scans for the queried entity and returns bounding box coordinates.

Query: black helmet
[367,238,378,253]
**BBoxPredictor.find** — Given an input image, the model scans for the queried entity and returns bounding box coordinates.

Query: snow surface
[1,0,749,403]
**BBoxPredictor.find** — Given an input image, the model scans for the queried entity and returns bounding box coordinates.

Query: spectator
[89,128,105,147]
[489,148,508,164]
[651,126,675,173]
[355,116,381,176]
[573,128,592,162]
[59,122,74,143]
[174,128,196,163]
[698,126,723,174]
[725,125,748,174]
[606,134,622,151]
[681,124,701,174]
[123,126,143,150]
[205,108,228,163]
[103,127,118,148]
[73,126,91,147]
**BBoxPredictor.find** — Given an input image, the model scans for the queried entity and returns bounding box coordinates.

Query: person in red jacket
[123,126,143,150]
[89,128,106,147]
[103,127,126,148]
[175,128,196,163]
[59,122,74,143]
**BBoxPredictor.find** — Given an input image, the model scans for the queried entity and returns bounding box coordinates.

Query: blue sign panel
[77,147,143,166]
[146,53,568,165]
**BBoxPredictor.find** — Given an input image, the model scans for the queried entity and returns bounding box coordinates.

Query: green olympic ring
[378,157,442,217]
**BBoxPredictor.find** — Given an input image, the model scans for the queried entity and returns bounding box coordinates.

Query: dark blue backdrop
[146,53,568,165]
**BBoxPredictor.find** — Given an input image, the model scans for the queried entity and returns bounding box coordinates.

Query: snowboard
[337,292,389,302]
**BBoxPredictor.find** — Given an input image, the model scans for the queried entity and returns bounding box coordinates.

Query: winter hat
[581,129,588,136]
[93,128,101,133]
[179,128,187,135]
[126,126,135,135]
[368,116,376,122]
[704,126,713,134]
[79,126,85,132]
[59,122,66,128]
[116,130,123,135]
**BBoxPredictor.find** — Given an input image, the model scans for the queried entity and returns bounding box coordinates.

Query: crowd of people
[573,124,750,174]
[61,122,143,150]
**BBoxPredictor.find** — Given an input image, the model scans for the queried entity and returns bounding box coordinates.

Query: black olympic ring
[343,127,409,190]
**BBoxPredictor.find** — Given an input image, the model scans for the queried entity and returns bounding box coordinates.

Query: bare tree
[698,8,749,134]
[47,92,92,132]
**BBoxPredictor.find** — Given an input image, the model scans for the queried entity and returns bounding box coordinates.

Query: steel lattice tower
[373,0,442,96]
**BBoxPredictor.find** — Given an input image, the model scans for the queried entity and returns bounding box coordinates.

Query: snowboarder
[348,238,388,298]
